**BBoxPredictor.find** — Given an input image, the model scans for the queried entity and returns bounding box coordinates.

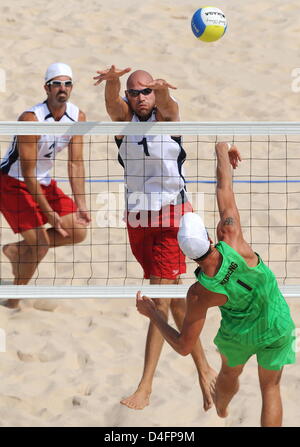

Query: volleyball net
[0,121,300,299]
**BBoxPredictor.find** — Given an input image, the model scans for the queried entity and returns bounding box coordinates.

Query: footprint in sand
[38,343,65,362]
[17,343,64,363]
[72,396,87,407]
[78,383,95,396]
[77,352,91,368]
[17,351,38,362]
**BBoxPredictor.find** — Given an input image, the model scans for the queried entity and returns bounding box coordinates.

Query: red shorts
[0,173,77,233]
[127,202,193,280]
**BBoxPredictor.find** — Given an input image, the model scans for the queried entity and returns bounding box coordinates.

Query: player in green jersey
[136,142,296,427]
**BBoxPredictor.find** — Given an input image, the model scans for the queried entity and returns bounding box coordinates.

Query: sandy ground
[0,0,299,427]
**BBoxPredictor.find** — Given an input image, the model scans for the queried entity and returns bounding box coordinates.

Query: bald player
[94,65,217,411]
[136,142,296,427]
[0,63,91,308]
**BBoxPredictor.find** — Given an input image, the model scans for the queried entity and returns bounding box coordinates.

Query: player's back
[195,241,295,345]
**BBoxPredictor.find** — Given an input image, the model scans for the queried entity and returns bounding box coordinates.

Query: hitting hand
[136,291,156,318]
[228,145,242,169]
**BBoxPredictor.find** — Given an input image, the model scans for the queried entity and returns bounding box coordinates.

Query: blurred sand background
[0,0,299,427]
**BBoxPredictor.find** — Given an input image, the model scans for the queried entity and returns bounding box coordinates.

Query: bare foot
[198,367,218,411]
[212,374,229,418]
[3,299,20,309]
[3,244,20,278]
[120,388,151,410]
[2,244,23,309]
[212,389,229,418]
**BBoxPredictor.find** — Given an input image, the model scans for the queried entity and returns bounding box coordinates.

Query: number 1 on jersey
[138,137,150,156]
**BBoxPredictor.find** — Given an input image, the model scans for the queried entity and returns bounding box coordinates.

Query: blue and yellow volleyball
[191,7,227,43]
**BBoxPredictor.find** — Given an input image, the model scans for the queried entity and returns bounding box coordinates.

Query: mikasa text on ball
[191,7,227,42]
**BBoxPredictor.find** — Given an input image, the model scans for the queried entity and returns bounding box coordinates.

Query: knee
[220,366,244,380]
[259,367,283,393]
[170,298,185,311]
[32,243,50,261]
[260,381,281,394]
[72,226,87,244]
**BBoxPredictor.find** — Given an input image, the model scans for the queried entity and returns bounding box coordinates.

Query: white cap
[45,62,73,83]
[177,213,210,260]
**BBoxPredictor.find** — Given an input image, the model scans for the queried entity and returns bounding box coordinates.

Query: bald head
[125,70,156,120]
[127,70,153,89]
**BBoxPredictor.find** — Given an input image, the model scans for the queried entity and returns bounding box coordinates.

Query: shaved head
[125,70,156,121]
[127,70,153,89]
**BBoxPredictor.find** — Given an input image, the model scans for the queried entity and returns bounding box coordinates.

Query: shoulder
[78,110,86,121]
[187,279,227,309]
[187,281,204,297]
[221,237,257,263]
[16,112,39,145]
[65,102,82,122]
[121,97,133,120]
[18,111,38,122]
[187,282,209,307]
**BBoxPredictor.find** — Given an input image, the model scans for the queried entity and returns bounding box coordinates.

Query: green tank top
[195,241,295,345]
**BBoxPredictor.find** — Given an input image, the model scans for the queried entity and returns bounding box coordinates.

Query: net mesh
[0,122,299,294]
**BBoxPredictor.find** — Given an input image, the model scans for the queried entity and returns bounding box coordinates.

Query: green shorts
[214,330,296,370]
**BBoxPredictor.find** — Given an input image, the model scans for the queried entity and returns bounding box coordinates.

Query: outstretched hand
[93,65,131,86]
[136,291,156,318]
[138,78,177,91]
[228,145,242,169]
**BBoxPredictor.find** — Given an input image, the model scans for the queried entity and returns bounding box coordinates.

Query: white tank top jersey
[116,109,187,211]
[0,101,79,186]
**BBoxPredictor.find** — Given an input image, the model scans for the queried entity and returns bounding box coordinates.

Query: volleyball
[191,7,227,42]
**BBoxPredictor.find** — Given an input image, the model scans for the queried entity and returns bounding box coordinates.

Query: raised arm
[94,65,132,121]
[139,78,179,121]
[215,142,242,237]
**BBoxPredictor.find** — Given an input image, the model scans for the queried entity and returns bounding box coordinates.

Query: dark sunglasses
[127,88,153,97]
[47,80,73,87]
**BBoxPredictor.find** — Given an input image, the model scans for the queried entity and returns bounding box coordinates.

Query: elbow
[23,174,35,184]
[68,160,83,171]
[178,341,193,356]
[180,348,192,357]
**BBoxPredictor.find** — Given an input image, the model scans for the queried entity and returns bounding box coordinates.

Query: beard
[56,92,68,103]
[135,108,153,121]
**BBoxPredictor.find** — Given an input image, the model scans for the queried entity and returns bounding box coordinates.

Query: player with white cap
[44,62,73,83]
[136,142,295,427]
[177,212,211,261]
[0,63,91,308]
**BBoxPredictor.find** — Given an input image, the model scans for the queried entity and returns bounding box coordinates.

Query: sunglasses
[47,80,73,87]
[126,88,153,97]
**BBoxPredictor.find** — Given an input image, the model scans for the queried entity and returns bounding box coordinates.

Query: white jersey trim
[116,108,187,212]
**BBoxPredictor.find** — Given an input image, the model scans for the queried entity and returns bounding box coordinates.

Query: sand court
[0,0,299,427]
